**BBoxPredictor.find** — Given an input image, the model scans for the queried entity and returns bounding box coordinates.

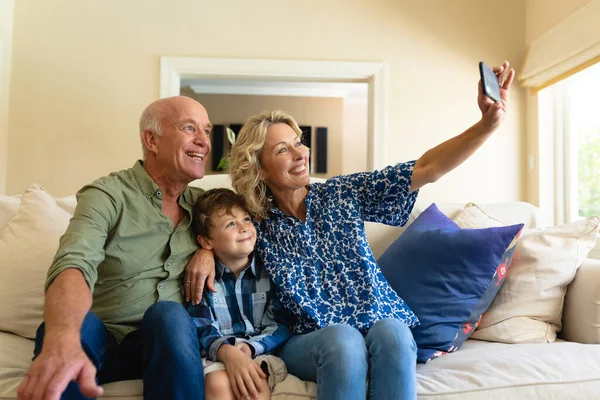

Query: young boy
[188,188,292,400]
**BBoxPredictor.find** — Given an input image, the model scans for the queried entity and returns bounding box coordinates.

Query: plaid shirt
[187,254,292,361]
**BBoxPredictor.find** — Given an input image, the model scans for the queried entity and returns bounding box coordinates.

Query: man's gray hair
[139,103,163,151]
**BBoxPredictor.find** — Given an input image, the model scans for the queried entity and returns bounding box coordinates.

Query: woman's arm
[410,61,515,192]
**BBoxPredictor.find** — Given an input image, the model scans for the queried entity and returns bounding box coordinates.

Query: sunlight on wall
[6,0,526,201]
[0,0,14,194]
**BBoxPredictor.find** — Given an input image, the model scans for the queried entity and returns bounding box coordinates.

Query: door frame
[160,57,388,170]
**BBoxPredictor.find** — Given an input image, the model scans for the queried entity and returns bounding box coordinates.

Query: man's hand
[478,60,515,132]
[17,334,103,400]
[218,345,267,400]
[185,248,217,304]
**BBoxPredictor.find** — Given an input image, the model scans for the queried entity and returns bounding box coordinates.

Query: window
[538,62,600,259]
[539,62,600,223]
[564,63,600,220]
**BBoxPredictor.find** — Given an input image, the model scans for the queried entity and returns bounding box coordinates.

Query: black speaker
[211,125,225,171]
[229,124,243,135]
[299,125,312,172]
[316,127,328,173]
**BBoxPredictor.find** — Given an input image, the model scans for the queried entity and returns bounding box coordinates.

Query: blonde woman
[223,62,514,400]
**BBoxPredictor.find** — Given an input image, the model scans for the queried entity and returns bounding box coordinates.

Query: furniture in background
[0,174,599,399]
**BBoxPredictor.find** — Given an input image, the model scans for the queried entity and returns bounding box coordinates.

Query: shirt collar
[269,207,285,217]
[132,160,160,198]
[180,185,196,207]
[132,160,195,208]
[215,252,259,280]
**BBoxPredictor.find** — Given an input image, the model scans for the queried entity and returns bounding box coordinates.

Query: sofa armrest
[560,258,600,343]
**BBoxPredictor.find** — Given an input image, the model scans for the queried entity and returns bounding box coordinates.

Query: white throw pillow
[55,196,77,215]
[453,202,507,228]
[0,195,73,234]
[454,203,600,343]
[0,195,21,233]
[0,185,72,338]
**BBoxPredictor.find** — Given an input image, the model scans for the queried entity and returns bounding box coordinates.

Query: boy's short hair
[192,188,250,239]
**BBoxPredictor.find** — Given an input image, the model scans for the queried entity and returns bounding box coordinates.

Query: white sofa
[0,173,599,400]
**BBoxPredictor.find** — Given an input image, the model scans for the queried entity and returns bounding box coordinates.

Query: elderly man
[17,96,216,400]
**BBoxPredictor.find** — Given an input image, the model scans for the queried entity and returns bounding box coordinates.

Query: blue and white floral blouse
[256,161,421,335]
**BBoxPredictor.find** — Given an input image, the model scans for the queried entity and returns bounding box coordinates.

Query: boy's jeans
[278,318,417,400]
[33,301,204,400]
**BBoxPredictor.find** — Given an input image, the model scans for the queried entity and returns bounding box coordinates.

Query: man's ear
[197,235,213,250]
[141,129,159,155]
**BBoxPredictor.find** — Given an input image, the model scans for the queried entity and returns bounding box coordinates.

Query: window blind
[520,0,600,91]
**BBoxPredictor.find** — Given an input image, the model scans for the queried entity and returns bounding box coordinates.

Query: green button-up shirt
[47,161,203,342]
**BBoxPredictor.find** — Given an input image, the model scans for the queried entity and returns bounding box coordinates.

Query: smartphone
[479,61,501,102]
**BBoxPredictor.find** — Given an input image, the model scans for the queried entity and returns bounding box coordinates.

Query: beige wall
[183,91,345,178]
[342,102,368,175]
[0,0,14,194]
[6,0,527,202]
[525,0,592,43]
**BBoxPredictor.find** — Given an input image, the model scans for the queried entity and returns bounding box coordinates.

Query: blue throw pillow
[378,204,523,363]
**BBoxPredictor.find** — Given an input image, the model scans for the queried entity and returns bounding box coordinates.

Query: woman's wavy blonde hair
[229,110,303,220]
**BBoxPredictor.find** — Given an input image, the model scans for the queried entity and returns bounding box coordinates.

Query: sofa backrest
[0,175,541,260]
[365,200,539,258]
[190,174,541,259]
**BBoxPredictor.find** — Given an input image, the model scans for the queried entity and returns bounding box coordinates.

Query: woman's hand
[184,248,216,305]
[411,61,516,191]
[478,60,515,132]
[218,345,267,400]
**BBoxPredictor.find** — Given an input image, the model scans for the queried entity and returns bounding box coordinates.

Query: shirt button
[158,282,164,289]
[156,190,162,198]
[166,263,171,269]
[225,268,231,273]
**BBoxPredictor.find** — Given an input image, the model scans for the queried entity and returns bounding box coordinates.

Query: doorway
[160,57,388,172]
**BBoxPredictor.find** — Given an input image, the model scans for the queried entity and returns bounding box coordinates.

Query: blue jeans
[278,319,417,400]
[33,301,204,400]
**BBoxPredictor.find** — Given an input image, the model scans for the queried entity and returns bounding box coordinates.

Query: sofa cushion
[0,194,21,233]
[415,339,600,399]
[3,333,600,400]
[0,332,35,399]
[0,331,317,400]
[0,194,76,232]
[55,195,78,215]
[0,185,72,339]
[561,258,600,344]
[378,204,523,363]
[455,203,600,343]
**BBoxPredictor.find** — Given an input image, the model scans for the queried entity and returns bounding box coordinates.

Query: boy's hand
[235,342,253,358]
[218,345,267,400]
